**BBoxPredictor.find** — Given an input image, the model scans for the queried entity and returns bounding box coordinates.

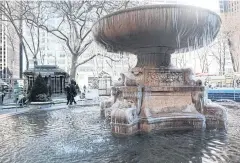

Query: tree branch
[77,40,93,56]
[75,54,99,68]
[104,55,121,62]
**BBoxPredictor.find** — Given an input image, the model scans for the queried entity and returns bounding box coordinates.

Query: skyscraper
[0,11,20,79]
[219,0,240,13]
[219,0,240,73]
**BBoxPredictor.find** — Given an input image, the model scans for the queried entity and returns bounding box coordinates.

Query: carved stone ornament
[131,67,144,76]
[146,71,184,86]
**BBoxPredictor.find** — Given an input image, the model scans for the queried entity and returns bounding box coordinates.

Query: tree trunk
[70,55,78,79]
[228,36,240,72]
[19,1,23,78]
[223,43,226,75]
[219,52,222,75]
[33,55,38,67]
[22,43,29,70]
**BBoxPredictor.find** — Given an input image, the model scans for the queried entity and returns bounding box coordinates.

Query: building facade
[24,65,69,94]
[219,0,240,73]
[22,27,72,74]
[219,0,240,13]
[0,10,20,79]
[75,42,136,88]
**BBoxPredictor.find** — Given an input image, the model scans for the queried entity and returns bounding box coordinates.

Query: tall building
[0,11,20,79]
[219,0,240,73]
[219,0,240,13]
[22,2,72,74]
[22,27,72,74]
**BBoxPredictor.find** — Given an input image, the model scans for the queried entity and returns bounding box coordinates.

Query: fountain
[93,4,227,136]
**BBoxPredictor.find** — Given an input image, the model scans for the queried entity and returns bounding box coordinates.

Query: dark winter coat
[70,84,77,97]
[66,85,71,96]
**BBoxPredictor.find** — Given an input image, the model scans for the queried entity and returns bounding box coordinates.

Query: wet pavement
[0,106,239,163]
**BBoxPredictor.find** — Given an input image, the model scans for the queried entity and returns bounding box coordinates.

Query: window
[60,54,65,57]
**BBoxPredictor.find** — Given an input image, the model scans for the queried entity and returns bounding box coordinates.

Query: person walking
[65,84,71,105]
[0,85,5,105]
[70,80,77,105]
[48,84,52,98]
[83,85,86,93]
[13,81,21,103]
[76,84,80,93]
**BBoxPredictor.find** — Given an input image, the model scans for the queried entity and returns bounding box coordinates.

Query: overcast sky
[151,0,219,13]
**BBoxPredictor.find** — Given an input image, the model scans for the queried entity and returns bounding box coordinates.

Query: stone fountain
[92,4,227,136]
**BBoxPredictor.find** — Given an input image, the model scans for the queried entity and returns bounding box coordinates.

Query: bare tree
[23,1,52,67]
[195,47,212,73]
[105,53,122,76]
[4,23,16,52]
[126,53,134,71]
[26,0,141,78]
[39,50,46,65]
[175,53,187,68]
[0,1,30,69]
[0,1,49,69]
[221,13,240,72]
[210,33,228,75]
[1,23,16,78]
[227,33,240,72]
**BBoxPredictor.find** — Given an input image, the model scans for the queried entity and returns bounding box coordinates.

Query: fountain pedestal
[108,67,207,135]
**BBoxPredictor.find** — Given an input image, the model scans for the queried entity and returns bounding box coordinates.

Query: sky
[151,0,219,13]
[182,0,219,12]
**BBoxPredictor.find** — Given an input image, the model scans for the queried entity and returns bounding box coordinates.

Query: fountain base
[111,113,205,136]
[101,67,227,136]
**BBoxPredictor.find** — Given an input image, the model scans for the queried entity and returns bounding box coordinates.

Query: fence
[208,88,240,102]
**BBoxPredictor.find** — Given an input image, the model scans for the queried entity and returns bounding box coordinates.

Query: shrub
[29,74,49,102]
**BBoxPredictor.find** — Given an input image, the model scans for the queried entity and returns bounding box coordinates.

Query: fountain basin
[92,4,221,55]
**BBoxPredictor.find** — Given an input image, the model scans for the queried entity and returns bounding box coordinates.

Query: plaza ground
[0,89,103,117]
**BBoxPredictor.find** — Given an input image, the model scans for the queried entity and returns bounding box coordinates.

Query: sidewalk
[0,99,100,118]
[1,89,100,108]
[0,104,67,119]
[0,89,101,117]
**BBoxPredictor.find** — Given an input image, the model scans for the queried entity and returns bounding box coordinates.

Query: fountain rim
[92,4,221,27]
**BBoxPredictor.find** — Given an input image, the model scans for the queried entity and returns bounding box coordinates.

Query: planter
[29,101,53,109]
